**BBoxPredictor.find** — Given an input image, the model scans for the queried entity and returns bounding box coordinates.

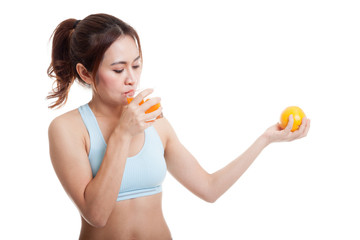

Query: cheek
[97,71,122,89]
[137,67,143,77]
[136,69,142,79]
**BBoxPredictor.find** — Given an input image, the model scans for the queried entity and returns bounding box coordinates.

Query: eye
[133,65,140,69]
[114,69,124,73]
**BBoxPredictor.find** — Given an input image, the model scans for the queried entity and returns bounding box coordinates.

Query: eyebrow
[111,56,141,66]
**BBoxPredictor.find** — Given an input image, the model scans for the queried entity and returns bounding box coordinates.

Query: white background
[1,0,359,239]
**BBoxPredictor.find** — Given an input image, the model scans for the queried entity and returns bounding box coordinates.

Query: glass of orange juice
[126,89,163,121]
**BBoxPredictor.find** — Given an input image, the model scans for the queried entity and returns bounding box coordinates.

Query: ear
[76,63,93,85]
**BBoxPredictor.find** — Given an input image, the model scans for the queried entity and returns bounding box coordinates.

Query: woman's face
[95,35,142,105]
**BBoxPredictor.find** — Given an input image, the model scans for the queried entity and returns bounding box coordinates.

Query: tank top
[78,104,167,201]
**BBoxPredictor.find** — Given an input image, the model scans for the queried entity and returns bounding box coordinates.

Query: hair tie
[73,20,81,29]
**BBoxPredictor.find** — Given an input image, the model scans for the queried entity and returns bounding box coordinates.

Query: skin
[48,35,311,240]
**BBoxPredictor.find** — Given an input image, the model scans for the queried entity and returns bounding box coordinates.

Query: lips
[124,89,135,97]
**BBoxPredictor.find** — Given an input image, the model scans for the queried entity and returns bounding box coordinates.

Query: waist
[80,193,172,239]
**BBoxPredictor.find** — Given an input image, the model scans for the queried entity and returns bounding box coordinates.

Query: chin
[105,96,127,107]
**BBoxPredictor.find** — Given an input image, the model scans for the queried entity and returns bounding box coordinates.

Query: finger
[274,122,282,131]
[302,119,311,137]
[298,117,307,133]
[158,112,164,119]
[132,88,154,105]
[268,123,281,133]
[143,119,155,128]
[289,117,307,140]
[284,114,294,134]
[144,106,163,122]
[293,117,310,140]
[140,97,161,112]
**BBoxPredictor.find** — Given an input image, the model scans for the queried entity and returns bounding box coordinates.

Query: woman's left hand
[263,115,311,144]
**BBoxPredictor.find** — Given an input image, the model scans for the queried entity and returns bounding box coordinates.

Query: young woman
[47,13,310,240]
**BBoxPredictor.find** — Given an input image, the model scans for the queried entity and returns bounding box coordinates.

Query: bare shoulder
[49,108,83,133]
[49,108,87,141]
[48,108,90,156]
[152,117,178,150]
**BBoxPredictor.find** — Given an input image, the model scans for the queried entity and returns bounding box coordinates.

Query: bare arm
[208,134,269,202]
[209,116,310,201]
[49,89,162,228]
[82,128,131,226]
[49,119,131,227]
[165,115,310,203]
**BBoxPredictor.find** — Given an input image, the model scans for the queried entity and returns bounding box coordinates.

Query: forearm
[209,134,270,202]
[83,128,131,227]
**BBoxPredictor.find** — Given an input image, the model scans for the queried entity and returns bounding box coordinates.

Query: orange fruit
[279,106,306,132]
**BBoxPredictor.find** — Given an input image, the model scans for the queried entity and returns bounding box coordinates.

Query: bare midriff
[79,193,171,240]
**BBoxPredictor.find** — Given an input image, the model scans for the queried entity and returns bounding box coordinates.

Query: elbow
[204,194,218,203]
[90,217,108,229]
[201,186,219,203]
[203,175,219,203]
[195,190,218,203]
[83,209,109,228]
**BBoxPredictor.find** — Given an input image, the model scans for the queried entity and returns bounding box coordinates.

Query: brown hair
[47,13,142,108]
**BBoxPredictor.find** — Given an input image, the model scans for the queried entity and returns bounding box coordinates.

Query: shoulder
[48,108,88,148]
[49,108,82,134]
[152,117,178,149]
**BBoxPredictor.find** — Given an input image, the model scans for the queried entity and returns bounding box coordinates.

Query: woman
[47,13,310,240]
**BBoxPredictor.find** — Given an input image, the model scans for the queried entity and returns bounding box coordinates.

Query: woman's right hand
[117,89,163,137]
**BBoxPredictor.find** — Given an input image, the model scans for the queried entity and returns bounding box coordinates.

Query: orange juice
[127,97,144,105]
[127,97,162,119]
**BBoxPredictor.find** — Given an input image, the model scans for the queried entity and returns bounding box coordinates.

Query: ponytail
[47,18,78,109]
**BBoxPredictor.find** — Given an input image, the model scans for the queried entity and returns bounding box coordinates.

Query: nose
[124,67,136,86]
